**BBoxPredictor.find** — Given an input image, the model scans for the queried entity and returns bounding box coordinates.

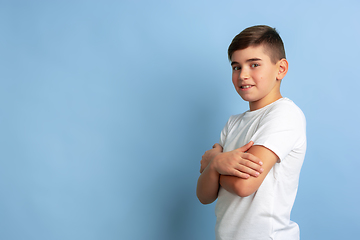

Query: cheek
[232,75,237,85]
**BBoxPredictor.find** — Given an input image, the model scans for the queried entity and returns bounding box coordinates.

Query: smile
[240,85,253,89]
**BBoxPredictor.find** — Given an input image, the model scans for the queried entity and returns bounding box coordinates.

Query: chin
[238,94,256,102]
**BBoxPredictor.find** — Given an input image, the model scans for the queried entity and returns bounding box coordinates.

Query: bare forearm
[219,145,279,198]
[197,142,266,202]
[220,175,255,197]
[196,164,220,204]
[219,175,237,195]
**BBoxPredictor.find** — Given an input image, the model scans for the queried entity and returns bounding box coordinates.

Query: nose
[239,68,249,80]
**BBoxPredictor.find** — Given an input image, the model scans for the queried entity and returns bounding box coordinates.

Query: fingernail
[259,161,263,165]
[260,168,264,172]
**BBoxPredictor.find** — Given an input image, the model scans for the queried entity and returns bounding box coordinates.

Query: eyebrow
[231,58,262,65]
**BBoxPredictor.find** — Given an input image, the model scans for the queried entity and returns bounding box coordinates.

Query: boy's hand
[212,141,264,179]
[200,143,223,173]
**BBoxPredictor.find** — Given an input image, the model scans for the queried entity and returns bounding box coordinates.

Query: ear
[276,58,288,80]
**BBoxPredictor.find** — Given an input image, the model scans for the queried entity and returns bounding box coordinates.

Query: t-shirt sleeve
[251,104,306,162]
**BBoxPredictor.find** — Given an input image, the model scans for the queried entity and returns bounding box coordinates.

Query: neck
[249,93,283,111]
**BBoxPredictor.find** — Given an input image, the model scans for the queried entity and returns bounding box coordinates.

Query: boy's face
[231,45,285,111]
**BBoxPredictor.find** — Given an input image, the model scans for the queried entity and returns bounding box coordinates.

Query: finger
[231,170,250,179]
[240,156,264,173]
[236,164,261,177]
[237,141,254,153]
[213,143,223,150]
[242,152,263,166]
[245,160,264,173]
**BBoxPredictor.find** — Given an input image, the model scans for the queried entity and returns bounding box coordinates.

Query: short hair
[228,25,286,64]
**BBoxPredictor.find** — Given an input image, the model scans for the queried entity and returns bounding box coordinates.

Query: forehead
[231,45,272,63]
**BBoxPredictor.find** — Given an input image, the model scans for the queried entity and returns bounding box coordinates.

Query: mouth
[240,85,254,89]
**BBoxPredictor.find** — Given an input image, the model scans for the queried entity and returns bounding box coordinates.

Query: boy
[196,25,306,240]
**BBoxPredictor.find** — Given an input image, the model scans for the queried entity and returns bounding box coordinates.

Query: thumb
[213,143,221,149]
[213,143,223,151]
[237,141,254,152]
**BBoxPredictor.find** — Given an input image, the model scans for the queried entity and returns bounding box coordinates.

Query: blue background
[1,0,359,239]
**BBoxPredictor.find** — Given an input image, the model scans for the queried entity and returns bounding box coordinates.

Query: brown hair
[228,25,286,64]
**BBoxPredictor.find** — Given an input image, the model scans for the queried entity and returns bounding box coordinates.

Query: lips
[240,85,254,89]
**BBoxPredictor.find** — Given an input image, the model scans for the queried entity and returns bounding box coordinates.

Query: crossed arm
[196,142,279,204]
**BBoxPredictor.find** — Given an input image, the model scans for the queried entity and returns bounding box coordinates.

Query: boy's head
[228,25,286,64]
[229,25,289,111]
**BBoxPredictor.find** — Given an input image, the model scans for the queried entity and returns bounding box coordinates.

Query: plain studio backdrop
[1,0,359,239]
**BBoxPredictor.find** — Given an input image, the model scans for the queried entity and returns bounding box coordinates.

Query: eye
[232,66,241,71]
[251,63,259,68]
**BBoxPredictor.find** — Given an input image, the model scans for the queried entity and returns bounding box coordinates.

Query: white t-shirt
[215,98,306,240]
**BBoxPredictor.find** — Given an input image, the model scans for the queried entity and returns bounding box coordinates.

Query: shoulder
[271,98,305,117]
[228,112,247,121]
[263,98,306,126]
[253,98,306,159]
[226,112,246,129]
[219,112,247,147]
